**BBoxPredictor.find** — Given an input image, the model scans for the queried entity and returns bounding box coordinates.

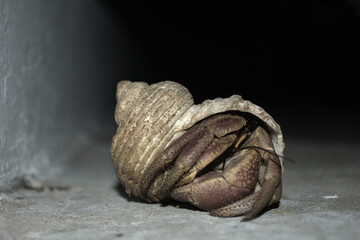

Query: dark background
[99,0,360,142]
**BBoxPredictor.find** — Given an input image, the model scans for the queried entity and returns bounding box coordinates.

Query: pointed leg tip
[242,212,257,221]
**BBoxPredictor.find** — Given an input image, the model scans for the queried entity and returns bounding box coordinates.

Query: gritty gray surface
[1,138,359,240]
[0,0,118,191]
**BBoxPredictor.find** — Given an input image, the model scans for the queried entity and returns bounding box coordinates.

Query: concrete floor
[1,137,359,240]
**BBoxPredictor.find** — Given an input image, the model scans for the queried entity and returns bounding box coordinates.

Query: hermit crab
[111,81,284,219]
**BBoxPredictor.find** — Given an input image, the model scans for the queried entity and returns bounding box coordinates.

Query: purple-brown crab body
[111,81,284,219]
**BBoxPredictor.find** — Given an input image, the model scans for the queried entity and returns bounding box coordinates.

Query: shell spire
[111,81,194,198]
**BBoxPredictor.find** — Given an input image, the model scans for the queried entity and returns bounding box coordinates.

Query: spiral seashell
[111,80,284,217]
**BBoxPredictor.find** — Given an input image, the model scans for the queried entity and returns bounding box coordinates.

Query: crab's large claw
[210,127,282,218]
[171,148,261,211]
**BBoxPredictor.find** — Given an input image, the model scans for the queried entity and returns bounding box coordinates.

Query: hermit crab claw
[111,80,285,219]
[206,126,282,218]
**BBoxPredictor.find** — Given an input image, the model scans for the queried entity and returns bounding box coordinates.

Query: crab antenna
[236,146,295,164]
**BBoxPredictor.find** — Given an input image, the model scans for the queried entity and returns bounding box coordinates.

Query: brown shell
[110,81,285,200]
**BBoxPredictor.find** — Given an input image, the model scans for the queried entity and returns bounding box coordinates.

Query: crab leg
[244,151,281,219]
[175,134,237,186]
[155,129,214,199]
[211,127,282,218]
[154,114,247,200]
[140,114,245,199]
[210,191,261,217]
[140,123,204,199]
[244,127,282,219]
